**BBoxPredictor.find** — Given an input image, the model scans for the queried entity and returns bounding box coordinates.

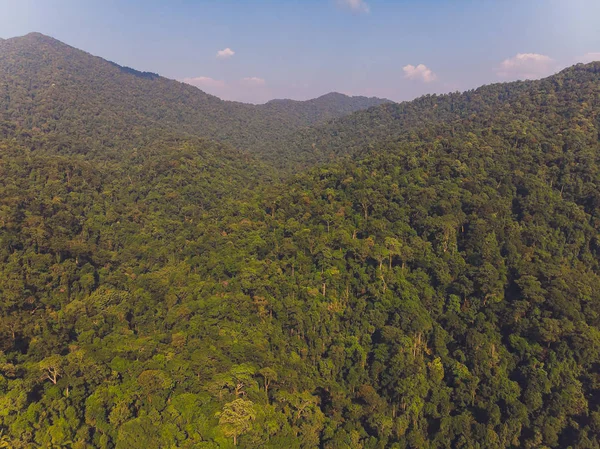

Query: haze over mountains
[1,32,600,449]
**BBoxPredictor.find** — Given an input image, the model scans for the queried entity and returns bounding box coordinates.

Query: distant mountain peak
[1,32,75,53]
[15,32,62,44]
[24,31,50,38]
[319,92,346,98]
[265,92,391,108]
[265,92,352,105]
[316,91,391,102]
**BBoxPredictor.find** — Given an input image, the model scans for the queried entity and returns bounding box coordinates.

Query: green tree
[217,399,257,446]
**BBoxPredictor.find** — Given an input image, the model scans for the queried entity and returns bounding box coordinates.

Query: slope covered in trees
[262,62,600,168]
[1,35,600,448]
[0,33,388,154]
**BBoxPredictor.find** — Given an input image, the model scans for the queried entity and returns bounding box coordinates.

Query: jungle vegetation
[0,33,600,448]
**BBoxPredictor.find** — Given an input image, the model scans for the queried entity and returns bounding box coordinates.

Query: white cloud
[403,64,437,83]
[337,0,370,13]
[182,76,226,89]
[241,77,266,86]
[496,53,556,80]
[581,52,600,63]
[216,48,235,59]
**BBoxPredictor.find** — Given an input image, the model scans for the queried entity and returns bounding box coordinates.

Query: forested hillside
[0,33,388,154]
[1,34,600,448]
[262,62,600,168]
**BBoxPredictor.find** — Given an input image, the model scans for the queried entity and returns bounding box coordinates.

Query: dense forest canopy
[0,33,600,448]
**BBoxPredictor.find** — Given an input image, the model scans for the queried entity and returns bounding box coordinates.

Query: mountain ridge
[258,60,600,167]
[0,32,390,154]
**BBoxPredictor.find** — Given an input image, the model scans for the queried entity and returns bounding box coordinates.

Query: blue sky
[1,0,599,103]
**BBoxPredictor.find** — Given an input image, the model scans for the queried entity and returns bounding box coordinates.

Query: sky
[1,0,600,104]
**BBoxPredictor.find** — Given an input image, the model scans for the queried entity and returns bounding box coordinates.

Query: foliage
[1,33,600,448]
[0,33,388,159]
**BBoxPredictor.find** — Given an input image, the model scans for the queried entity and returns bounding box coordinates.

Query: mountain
[2,33,600,449]
[262,92,389,123]
[262,61,600,167]
[0,33,389,154]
